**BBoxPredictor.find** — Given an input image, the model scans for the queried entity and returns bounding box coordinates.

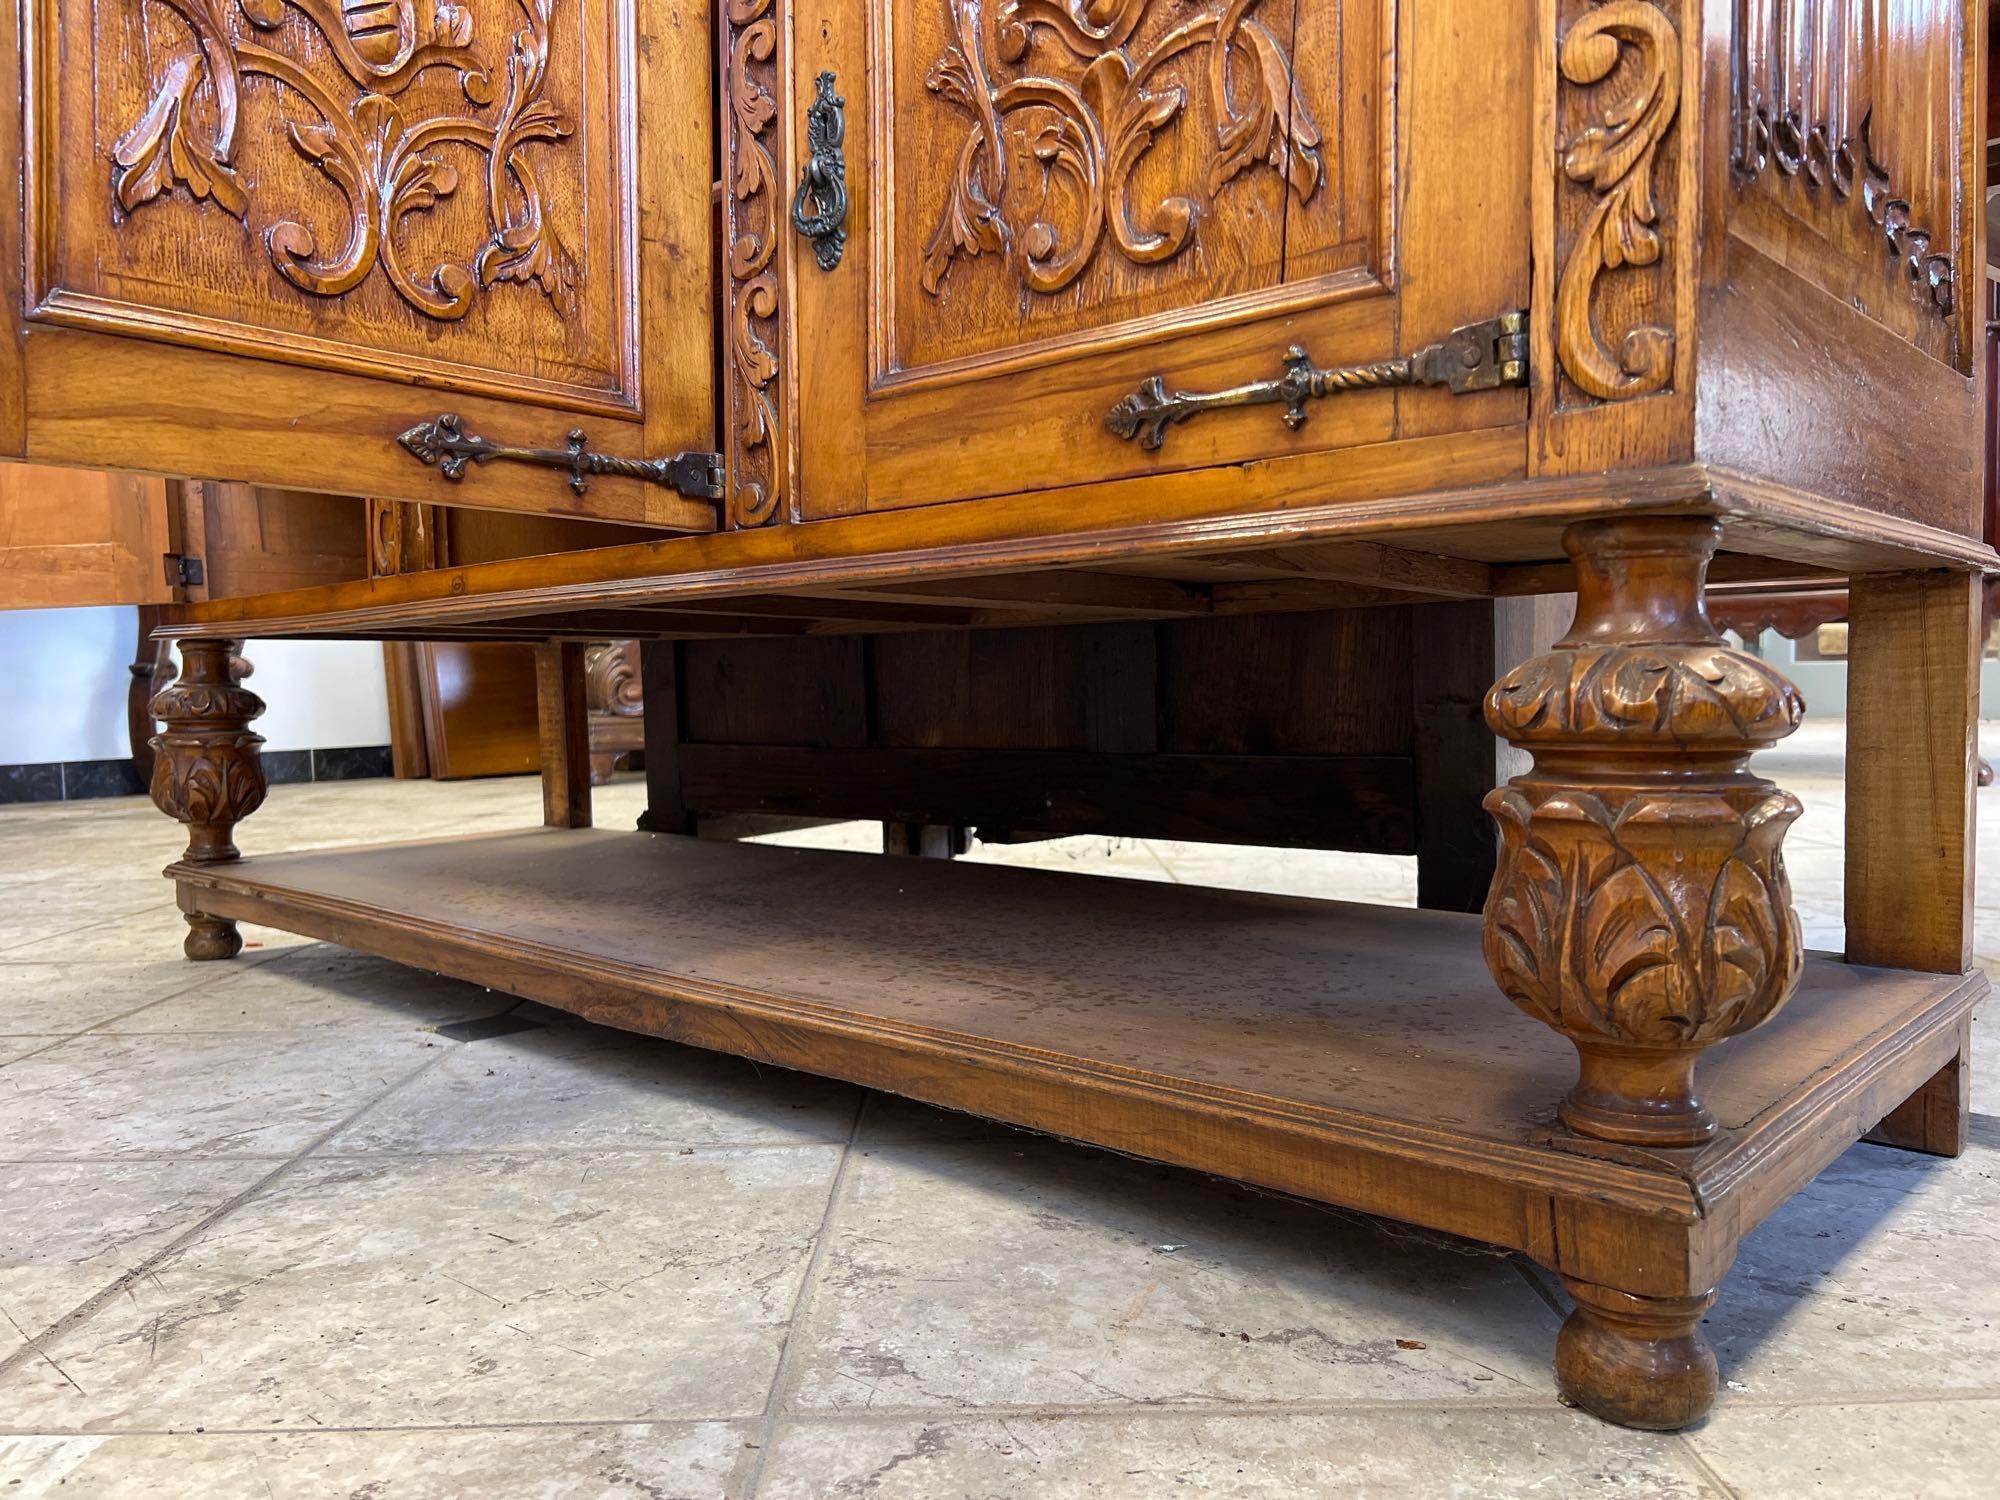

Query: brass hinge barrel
[1105,311,1529,451]
[397,414,725,504]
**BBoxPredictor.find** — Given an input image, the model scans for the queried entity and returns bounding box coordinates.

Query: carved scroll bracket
[1553,0,1682,403]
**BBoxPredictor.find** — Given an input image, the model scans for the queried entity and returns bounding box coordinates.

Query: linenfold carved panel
[1730,0,1967,368]
[29,0,637,410]
[885,0,1387,377]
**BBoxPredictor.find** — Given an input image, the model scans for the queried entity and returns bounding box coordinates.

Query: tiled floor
[0,720,1994,1497]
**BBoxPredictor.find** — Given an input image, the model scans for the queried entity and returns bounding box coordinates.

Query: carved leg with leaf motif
[148,638,267,960]
[1482,516,1805,1426]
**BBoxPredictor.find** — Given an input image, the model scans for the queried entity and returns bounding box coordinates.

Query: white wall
[0,606,390,763]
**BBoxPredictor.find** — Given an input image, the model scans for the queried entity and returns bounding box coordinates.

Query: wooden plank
[637,641,691,835]
[1845,571,1980,973]
[680,638,869,748]
[169,828,1985,1287]
[156,448,2000,643]
[1847,571,1981,1158]
[679,745,1416,852]
[1157,612,1409,755]
[533,642,592,829]
[1411,601,1499,913]
[870,625,1158,753]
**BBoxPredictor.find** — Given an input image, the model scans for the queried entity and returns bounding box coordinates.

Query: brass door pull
[1105,312,1529,451]
[398,414,724,502]
[792,71,848,271]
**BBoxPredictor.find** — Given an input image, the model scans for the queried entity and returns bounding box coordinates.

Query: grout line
[1675,1432,1744,1498]
[12,1384,1998,1441]
[0,1141,860,1167]
[0,1043,459,1388]
[0,901,182,958]
[743,1091,870,1496]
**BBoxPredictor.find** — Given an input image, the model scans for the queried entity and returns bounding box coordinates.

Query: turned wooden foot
[182,911,243,962]
[1482,517,1806,1146]
[1557,1278,1717,1430]
[149,638,267,958]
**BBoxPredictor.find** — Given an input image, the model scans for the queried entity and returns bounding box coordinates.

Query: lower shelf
[171,828,1980,1288]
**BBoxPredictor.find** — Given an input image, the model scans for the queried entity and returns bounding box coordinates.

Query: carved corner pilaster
[721,0,791,529]
[1548,0,1687,410]
[149,638,266,960]
[1481,517,1805,1147]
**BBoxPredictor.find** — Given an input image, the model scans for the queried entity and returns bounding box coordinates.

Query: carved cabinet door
[767,0,1533,520]
[2,0,720,531]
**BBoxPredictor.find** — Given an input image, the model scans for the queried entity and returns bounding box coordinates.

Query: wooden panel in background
[0,461,172,608]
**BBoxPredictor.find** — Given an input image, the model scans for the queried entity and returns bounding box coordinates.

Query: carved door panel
[4,0,719,530]
[777,0,1532,518]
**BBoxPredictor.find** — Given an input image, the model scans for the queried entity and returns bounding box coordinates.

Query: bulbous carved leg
[1482,517,1806,1147]
[148,638,266,961]
[1557,1278,1718,1430]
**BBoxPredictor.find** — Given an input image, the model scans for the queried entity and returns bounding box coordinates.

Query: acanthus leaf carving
[1483,785,1804,1049]
[919,0,1322,300]
[1553,0,1681,403]
[111,0,573,324]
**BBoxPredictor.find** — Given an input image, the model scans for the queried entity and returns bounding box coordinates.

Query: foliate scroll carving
[1480,517,1805,1148]
[1731,0,1957,319]
[721,0,787,528]
[1486,644,1803,746]
[1553,0,1682,403]
[149,638,267,866]
[919,0,1323,299]
[584,642,643,717]
[111,0,576,322]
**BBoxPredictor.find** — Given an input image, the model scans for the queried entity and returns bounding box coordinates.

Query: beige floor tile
[0,1149,840,1429]
[0,900,182,960]
[1709,1140,2000,1397]
[6,905,315,967]
[0,957,256,1035]
[1687,1399,2000,1499]
[0,1030,444,1159]
[98,945,517,1035]
[783,1132,1560,1413]
[324,1017,860,1156]
[0,1422,758,1499]
[754,1408,1721,1499]
[0,1161,271,1336]
[0,1038,62,1067]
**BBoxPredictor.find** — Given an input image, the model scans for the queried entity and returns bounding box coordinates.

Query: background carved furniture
[0,0,1990,1433]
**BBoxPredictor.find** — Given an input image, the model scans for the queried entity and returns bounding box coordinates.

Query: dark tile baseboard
[0,745,394,806]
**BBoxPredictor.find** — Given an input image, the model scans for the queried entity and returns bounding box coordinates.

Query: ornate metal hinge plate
[792,71,849,271]
[398,414,724,503]
[1105,312,1529,451]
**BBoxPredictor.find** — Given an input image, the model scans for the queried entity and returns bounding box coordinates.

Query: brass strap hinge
[398,414,725,503]
[1105,311,1529,451]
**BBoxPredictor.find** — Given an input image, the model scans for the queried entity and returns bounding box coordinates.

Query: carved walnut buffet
[0,0,1991,1432]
